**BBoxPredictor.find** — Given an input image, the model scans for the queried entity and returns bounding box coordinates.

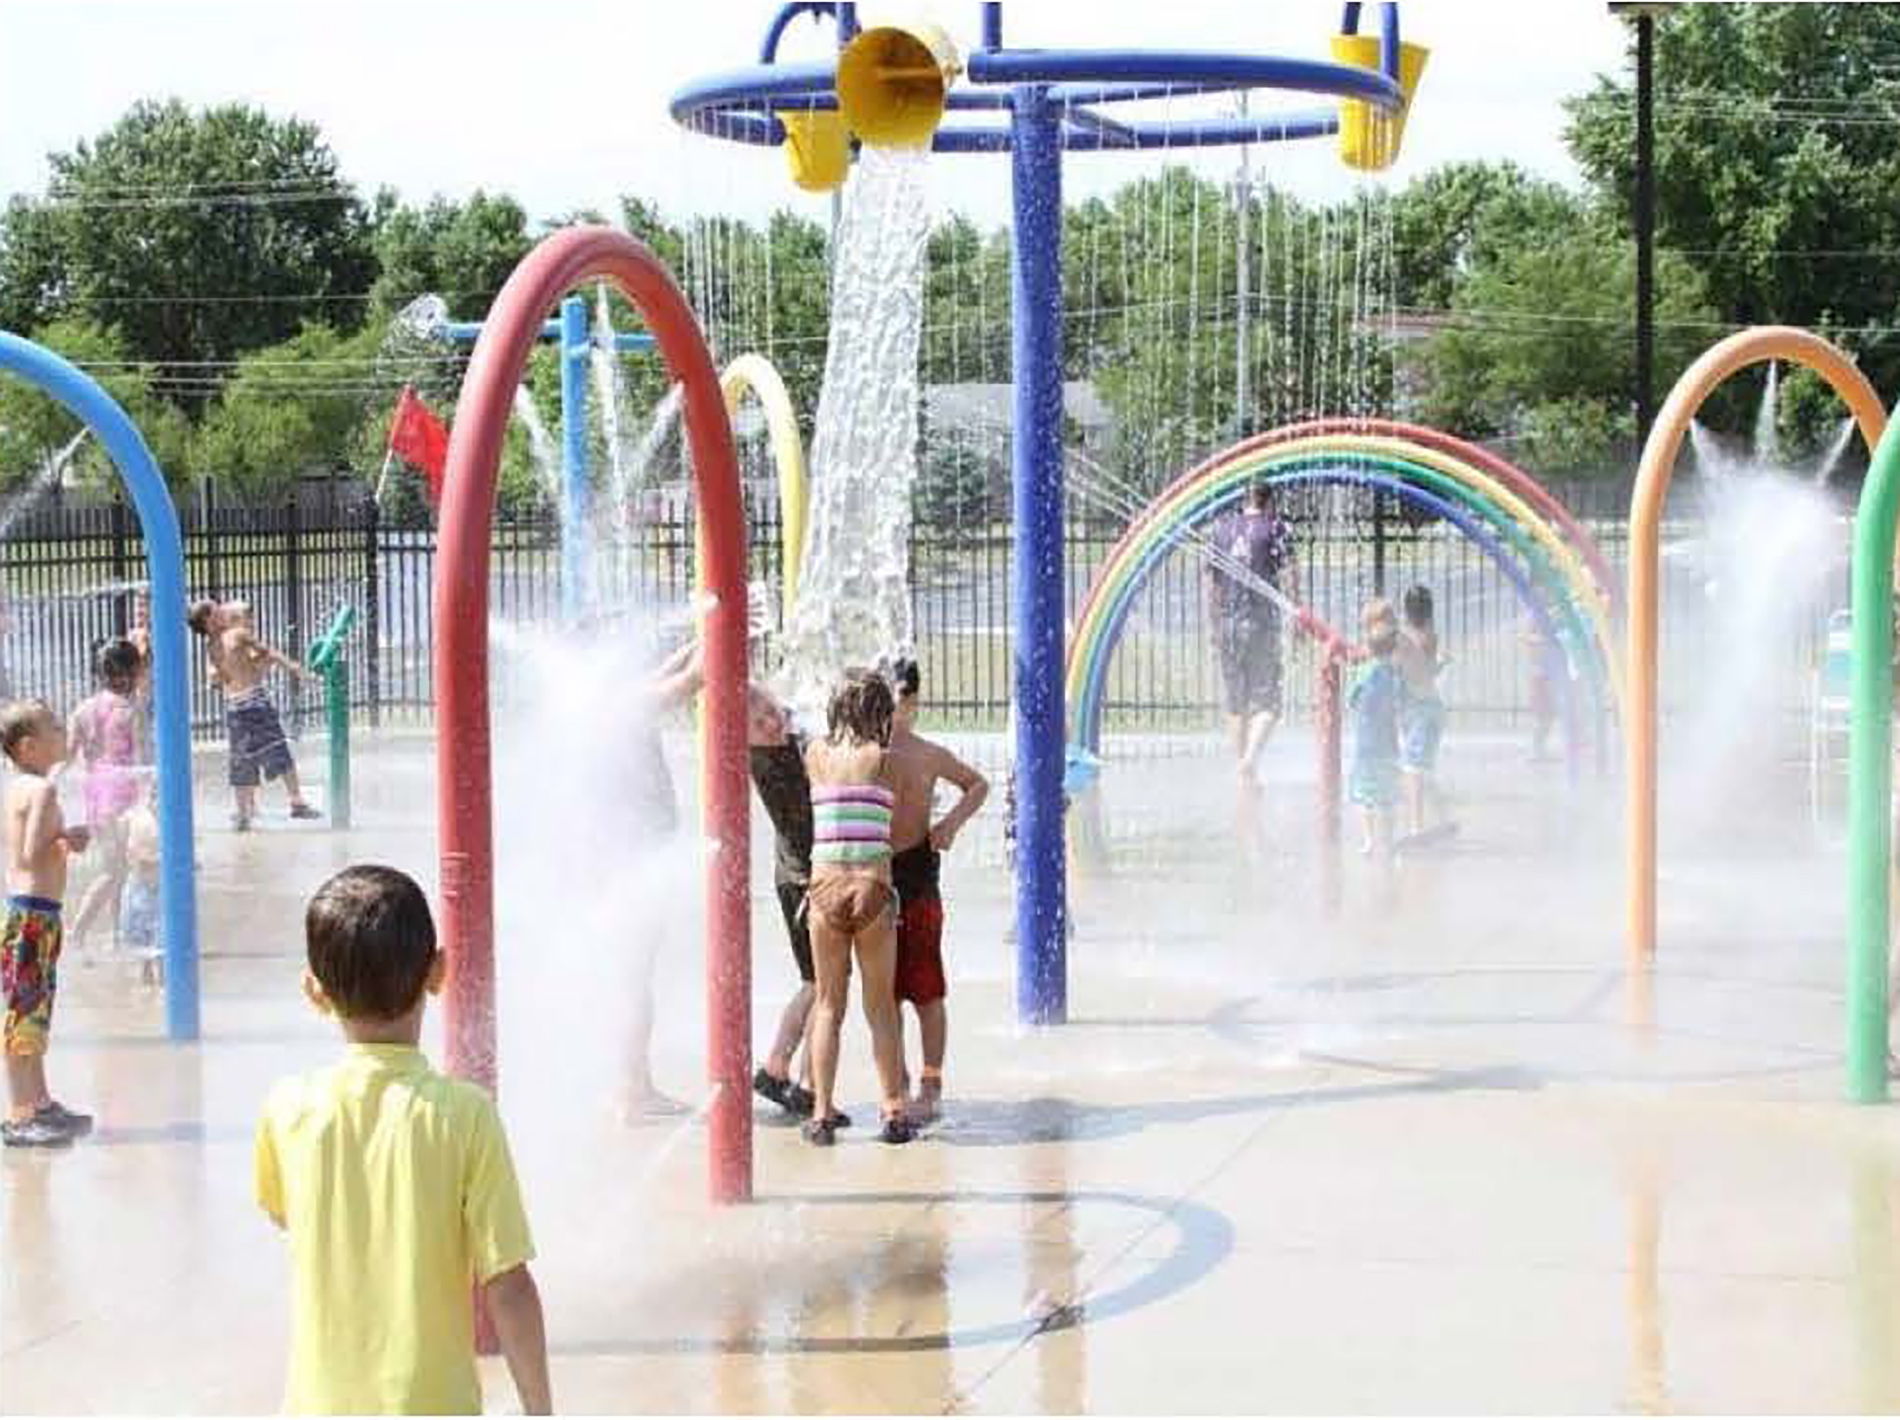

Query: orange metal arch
[1626,326,1887,982]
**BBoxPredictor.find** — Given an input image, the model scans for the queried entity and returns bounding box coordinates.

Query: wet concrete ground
[4,729,1897,1413]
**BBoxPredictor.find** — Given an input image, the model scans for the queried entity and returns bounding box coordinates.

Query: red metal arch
[433,226,752,1202]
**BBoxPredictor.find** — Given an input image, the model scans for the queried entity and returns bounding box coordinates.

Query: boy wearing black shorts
[745,684,823,1118]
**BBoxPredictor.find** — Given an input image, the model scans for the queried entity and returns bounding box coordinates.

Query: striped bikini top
[811,782,895,866]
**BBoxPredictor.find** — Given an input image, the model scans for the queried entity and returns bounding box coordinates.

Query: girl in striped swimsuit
[801,669,914,1146]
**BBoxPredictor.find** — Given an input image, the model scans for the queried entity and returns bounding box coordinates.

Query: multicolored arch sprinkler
[1066,421,1621,772]
[674,0,1429,1026]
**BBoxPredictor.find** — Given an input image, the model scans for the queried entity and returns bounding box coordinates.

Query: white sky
[1,0,1633,227]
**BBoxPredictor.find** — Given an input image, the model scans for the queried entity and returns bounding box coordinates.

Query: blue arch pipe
[440,295,653,620]
[673,3,1412,1027]
[1072,467,1590,774]
[0,332,200,1039]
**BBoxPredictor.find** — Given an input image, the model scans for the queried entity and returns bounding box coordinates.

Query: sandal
[752,1068,795,1112]
[877,1114,915,1145]
[288,802,323,821]
[802,1116,837,1147]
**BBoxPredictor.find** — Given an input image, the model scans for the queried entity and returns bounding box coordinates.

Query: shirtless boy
[887,659,988,1122]
[187,599,318,829]
[2,701,92,1147]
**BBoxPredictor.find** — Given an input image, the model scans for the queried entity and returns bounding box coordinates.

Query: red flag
[387,385,449,507]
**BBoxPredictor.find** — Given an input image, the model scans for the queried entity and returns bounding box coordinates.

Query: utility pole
[1611,4,1669,446]
[1234,92,1252,433]
[1634,11,1655,446]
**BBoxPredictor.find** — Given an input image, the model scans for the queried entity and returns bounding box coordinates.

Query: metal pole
[1634,13,1655,445]
[1318,645,1343,915]
[327,660,351,829]
[1846,415,1898,1103]
[1009,85,1069,1023]
[559,293,591,622]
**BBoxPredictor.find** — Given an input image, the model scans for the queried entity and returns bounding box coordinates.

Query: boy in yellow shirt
[254,865,550,1414]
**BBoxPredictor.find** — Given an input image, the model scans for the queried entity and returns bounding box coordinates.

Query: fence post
[1371,489,1387,595]
[285,493,304,735]
[203,478,221,600]
[363,495,381,728]
[110,495,129,637]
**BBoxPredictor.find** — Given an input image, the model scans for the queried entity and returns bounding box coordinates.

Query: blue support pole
[0,333,199,1039]
[559,294,591,622]
[1008,86,1068,1024]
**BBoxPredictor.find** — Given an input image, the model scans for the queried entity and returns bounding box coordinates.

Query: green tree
[1418,227,1716,474]
[1386,161,1585,310]
[0,318,192,492]
[368,191,534,319]
[1,100,377,397]
[193,322,381,497]
[1566,4,1900,397]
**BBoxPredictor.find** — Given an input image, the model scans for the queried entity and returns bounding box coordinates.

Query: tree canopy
[2,15,1894,506]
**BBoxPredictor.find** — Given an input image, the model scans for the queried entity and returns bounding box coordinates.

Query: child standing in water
[66,637,145,950]
[1,700,92,1148]
[1348,599,1403,865]
[747,681,821,1119]
[801,669,913,1146]
[187,598,319,829]
[119,780,161,986]
[1396,585,1447,840]
[254,865,549,1414]
[887,658,988,1124]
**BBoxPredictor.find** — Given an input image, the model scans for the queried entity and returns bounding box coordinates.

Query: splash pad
[673,0,1429,1027]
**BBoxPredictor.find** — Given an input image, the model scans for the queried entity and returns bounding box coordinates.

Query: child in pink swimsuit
[66,638,146,949]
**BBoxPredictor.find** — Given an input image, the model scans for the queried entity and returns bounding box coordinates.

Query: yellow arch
[719,353,808,621]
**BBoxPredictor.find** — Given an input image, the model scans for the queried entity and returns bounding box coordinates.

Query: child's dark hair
[891,657,921,701]
[186,599,215,636]
[1402,584,1434,629]
[94,636,142,693]
[826,667,895,746]
[0,700,56,765]
[305,865,437,1021]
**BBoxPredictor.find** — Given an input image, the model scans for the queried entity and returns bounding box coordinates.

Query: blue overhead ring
[0,332,201,1040]
[673,2,1404,153]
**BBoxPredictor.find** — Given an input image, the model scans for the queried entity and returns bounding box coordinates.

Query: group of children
[2,596,316,1149]
[747,657,987,1146]
[2,634,163,1147]
[1347,584,1448,862]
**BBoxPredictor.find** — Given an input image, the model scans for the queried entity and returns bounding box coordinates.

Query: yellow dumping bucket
[1329,35,1428,172]
[779,110,850,192]
[836,22,961,148]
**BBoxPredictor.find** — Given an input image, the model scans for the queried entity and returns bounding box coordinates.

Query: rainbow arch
[1066,419,1622,757]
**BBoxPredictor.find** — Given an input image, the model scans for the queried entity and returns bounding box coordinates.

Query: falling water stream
[776,146,933,713]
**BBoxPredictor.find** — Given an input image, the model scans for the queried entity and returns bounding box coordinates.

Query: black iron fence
[0,473,1839,745]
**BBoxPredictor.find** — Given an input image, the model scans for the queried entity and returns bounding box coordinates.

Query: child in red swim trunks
[887,659,989,1123]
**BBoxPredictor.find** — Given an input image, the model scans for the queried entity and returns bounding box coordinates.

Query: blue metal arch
[0,332,200,1040]
[1073,466,1586,764]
